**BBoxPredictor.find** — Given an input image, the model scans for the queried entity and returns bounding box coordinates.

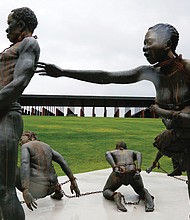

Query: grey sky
[1,0,190,97]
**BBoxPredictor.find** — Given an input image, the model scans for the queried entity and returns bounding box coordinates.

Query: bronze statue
[37,23,190,199]
[16,131,80,211]
[0,7,40,220]
[103,141,154,212]
[146,105,190,176]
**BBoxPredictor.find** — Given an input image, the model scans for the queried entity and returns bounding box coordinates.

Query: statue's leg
[186,147,190,199]
[142,188,154,212]
[0,209,2,220]
[154,130,188,177]
[167,158,182,176]
[15,167,24,192]
[0,111,25,220]
[103,172,126,212]
[113,192,127,212]
[103,172,121,199]
[130,174,154,212]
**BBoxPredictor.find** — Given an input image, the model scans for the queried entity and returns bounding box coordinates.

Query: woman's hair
[11,7,38,33]
[148,23,179,55]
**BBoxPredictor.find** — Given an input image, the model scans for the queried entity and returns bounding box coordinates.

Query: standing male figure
[16,131,80,211]
[0,7,40,220]
[37,23,190,199]
[103,141,154,212]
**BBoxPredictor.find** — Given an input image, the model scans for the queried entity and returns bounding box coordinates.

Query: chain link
[20,179,140,205]
[156,163,188,184]
[61,189,103,199]
[60,180,140,205]
[20,168,187,205]
[121,195,140,205]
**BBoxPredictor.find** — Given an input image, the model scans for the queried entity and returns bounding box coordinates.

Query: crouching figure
[16,131,80,211]
[103,141,154,212]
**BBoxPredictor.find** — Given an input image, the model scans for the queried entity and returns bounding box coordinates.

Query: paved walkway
[17,169,189,220]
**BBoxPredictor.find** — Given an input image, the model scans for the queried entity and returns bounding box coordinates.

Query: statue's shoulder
[183,58,190,69]
[126,150,135,154]
[18,36,40,54]
[181,59,190,77]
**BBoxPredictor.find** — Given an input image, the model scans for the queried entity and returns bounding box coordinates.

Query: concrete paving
[17,169,190,220]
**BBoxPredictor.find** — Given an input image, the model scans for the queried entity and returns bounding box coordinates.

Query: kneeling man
[103,141,154,212]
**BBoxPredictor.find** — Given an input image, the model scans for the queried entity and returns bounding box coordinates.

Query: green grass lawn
[21,116,173,176]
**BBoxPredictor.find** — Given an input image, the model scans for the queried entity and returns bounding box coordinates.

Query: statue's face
[6,12,23,43]
[20,134,30,145]
[143,29,170,64]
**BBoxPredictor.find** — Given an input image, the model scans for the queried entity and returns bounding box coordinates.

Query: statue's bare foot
[145,204,154,212]
[146,162,157,174]
[146,166,153,174]
[113,192,127,212]
[51,191,63,200]
[167,167,182,176]
[144,194,154,212]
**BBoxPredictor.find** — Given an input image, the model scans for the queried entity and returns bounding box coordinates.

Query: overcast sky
[1,0,190,97]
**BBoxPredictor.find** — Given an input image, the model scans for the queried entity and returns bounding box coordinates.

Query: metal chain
[61,180,140,205]
[60,179,103,198]
[156,163,188,184]
[20,179,103,203]
[61,189,103,199]
[121,195,141,205]
[20,179,140,206]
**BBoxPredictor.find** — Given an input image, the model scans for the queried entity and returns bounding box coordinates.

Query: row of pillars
[22,107,64,116]
[22,106,157,118]
[79,106,157,118]
[68,106,127,117]
[22,106,127,117]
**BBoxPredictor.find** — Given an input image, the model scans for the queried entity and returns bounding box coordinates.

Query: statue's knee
[0,189,7,203]
[103,189,114,200]
[0,187,16,202]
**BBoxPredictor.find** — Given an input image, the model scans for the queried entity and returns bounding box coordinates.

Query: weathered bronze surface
[37,23,190,200]
[0,7,40,220]
[16,131,80,211]
[102,141,154,212]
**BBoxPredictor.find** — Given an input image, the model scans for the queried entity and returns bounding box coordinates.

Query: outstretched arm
[36,62,156,84]
[52,150,80,197]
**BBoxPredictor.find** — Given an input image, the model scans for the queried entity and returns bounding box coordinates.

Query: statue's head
[115,141,127,150]
[11,7,38,33]
[20,130,38,145]
[6,7,38,43]
[143,23,179,64]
